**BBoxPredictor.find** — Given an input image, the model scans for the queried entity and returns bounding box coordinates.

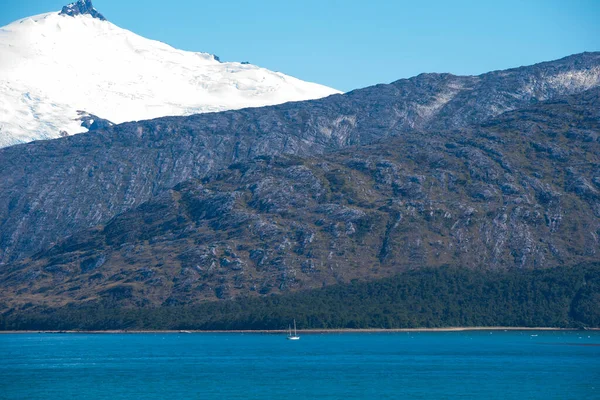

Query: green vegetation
[1,263,598,331]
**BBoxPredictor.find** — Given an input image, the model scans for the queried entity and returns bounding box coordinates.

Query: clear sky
[1,0,599,92]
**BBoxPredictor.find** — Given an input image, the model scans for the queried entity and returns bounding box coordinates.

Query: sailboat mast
[286,319,300,339]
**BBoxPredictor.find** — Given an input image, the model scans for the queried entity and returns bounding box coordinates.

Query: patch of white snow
[0,11,341,147]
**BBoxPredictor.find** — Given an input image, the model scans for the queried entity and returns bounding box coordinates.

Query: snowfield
[0,11,341,147]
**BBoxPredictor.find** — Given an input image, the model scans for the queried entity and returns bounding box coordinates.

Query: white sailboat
[287,319,300,340]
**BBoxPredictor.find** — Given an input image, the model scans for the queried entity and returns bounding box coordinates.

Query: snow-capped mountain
[0,0,341,147]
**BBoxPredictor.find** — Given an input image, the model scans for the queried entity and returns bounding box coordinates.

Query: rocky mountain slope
[0,52,599,265]
[0,0,339,147]
[1,87,598,309]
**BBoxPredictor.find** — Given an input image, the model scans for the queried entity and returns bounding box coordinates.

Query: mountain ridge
[0,52,599,265]
[1,86,598,309]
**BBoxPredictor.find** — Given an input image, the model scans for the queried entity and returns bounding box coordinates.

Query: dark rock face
[59,0,107,21]
[0,88,599,308]
[0,53,598,265]
[77,111,114,131]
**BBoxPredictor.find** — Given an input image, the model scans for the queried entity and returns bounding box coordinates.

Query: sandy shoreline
[0,327,597,334]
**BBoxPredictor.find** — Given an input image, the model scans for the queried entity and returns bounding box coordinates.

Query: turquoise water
[1,331,599,399]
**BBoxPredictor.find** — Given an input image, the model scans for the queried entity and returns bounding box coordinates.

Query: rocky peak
[59,0,107,21]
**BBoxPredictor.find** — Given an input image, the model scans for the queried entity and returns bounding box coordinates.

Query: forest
[1,263,599,330]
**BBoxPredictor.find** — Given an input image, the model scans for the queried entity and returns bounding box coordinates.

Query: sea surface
[1,330,598,399]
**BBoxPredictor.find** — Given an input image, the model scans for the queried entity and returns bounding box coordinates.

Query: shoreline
[1,327,597,334]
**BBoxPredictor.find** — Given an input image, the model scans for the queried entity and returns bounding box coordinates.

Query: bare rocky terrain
[1,85,599,310]
[1,52,598,266]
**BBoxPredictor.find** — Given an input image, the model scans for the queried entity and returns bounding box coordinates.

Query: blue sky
[1,0,599,92]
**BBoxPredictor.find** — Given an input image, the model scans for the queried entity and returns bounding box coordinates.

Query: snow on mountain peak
[59,0,107,21]
[0,6,341,147]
